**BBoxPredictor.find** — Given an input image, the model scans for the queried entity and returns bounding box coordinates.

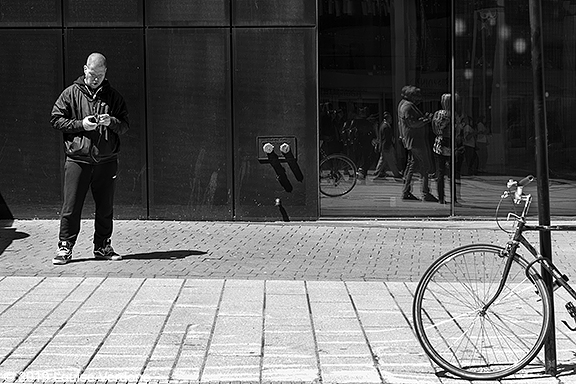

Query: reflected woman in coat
[432,93,462,206]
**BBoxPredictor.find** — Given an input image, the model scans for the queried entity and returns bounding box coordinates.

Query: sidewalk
[1,219,576,383]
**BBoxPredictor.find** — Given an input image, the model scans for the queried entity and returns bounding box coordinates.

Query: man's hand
[82,115,98,131]
[97,113,111,127]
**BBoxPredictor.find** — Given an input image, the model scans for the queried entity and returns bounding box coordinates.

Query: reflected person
[398,85,438,202]
[432,93,461,206]
[373,112,402,181]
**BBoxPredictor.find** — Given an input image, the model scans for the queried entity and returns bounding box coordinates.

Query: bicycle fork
[479,241,522,316]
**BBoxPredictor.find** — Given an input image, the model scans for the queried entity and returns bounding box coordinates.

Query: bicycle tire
[319,154,358,197]
[412,243,551,380]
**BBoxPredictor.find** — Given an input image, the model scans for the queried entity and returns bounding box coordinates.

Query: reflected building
[319,0,576,217]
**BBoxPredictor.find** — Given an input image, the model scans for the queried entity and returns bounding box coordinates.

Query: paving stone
[2,219,576,383]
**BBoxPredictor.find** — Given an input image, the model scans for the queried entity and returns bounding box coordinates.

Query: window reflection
[320,0,576,218]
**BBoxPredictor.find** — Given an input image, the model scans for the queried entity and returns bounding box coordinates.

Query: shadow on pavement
[555,363,576,377]
[0,222,30,256]
[123,250,207,260]
[68,250,206,263]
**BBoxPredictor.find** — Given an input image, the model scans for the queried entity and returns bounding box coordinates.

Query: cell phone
[88,115,99,123]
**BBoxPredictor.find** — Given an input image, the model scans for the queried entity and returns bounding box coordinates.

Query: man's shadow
[123,250,207,260]
[69,250,207,263]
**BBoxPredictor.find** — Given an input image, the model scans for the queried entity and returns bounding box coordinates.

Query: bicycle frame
[483,188,576,329]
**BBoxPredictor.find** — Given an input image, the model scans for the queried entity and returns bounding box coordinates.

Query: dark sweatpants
[59,159,117,247]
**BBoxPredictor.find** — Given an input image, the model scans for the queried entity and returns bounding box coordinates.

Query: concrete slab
[1,219,576,382]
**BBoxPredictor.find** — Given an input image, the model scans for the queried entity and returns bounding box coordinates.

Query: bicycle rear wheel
[319,154,357,197]
[413,244,550,380]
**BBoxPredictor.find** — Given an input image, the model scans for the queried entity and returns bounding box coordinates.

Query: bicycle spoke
[425,281,479,312]
[426,288,497,369]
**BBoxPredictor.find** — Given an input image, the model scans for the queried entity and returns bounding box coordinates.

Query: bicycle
[412,175,576,380]
[319,140,358,197]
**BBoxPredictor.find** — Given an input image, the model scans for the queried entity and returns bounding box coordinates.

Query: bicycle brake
[562,302,576,331]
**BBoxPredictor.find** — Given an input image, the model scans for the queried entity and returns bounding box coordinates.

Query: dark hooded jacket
[50,76,129,164]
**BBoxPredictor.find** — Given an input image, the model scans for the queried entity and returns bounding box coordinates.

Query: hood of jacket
[73,76,110,100]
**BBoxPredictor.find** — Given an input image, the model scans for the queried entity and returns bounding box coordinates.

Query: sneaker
[402,192,420,201]
[423,193,439,202]
[53,241,73,265]
[94,239,122,261]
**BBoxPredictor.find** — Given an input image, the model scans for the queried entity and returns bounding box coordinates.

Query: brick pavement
[1,219,576,384]
[2,219,576,280]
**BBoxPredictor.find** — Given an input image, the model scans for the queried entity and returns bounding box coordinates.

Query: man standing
[50,52,129,265]
[398,85,438,202]
[373,112,403,181]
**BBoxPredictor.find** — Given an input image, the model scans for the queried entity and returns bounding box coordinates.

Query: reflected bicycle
[412,175,576,380]
[319,141,358,197]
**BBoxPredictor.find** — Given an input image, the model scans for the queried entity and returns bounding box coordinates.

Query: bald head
[84,53,108,89]
[86,53,107,69]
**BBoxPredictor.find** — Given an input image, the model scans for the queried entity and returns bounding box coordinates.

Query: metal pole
[528,0,555,375]
[450,0,455,214]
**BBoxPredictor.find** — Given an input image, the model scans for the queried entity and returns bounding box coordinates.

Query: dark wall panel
[233,28,317,220]
[233,0,315,26]
[1,4,319,221]
[147,29,232,220]
[64,0,142,26]
[146,0,230,26]
[0,30,63,218]
[0,0,61,26]
[66,29,147,218]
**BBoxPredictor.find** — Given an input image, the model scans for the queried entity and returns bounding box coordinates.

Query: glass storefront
[319,0,576,218]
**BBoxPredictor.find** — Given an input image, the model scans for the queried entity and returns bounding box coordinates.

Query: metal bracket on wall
[257,136,297,162]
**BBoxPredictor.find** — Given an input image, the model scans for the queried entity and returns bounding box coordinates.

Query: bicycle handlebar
[507,175,534,189]
[504,175,534,203]
[518,175,535,187]
[515,175,534,202]
[497,175,535,232]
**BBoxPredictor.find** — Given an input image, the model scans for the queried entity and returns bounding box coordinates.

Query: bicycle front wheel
[319,154,357,197]
[413,244,551,380]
